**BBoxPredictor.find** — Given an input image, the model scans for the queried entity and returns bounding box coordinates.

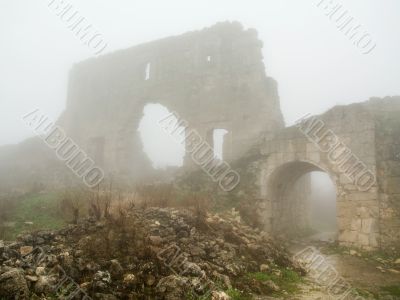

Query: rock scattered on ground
[0,207,304,299]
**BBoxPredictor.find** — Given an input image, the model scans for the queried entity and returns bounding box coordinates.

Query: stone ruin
[0,22,399,252]
[59,21,283,181]
[255,98,400,251]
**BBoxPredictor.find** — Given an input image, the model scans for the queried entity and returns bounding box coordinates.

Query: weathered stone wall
[253,99,379,249]
[246,97,399,252]
[174,97,400,252]
[60,21,284,184]
[0,22,284,191]
[372,97,400,252]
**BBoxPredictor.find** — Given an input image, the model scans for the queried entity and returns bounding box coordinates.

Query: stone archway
[257,120,381,250]
[266,160,338,237]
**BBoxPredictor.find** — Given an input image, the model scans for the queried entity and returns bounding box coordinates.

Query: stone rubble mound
[0,207,303,299]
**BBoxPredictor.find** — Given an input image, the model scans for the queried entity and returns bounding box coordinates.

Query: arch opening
[137,103,185,169]
[268,161,337,241]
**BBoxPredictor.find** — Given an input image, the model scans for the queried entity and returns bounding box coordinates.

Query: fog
[309,172,337,234]
[1,2,400,297]
[1,0,400,150]
[138,103,185,169]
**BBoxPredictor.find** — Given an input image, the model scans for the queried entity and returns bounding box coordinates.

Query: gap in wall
[137,103,185,169]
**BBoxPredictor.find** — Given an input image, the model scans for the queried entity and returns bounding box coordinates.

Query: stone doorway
[266,161,338,240]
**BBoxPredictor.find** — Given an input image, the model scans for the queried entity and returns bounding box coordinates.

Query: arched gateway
[254,103,388,251]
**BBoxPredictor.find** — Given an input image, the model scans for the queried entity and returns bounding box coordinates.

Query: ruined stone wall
[254,100,380,250]
[0,22,284,192]
[371,97,400,252]
[60,21,284,184]
[241,96,400,252]
[172,96,400,252]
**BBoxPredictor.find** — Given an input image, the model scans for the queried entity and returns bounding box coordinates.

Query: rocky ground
[0,207,305,299]
[287,235,400,300]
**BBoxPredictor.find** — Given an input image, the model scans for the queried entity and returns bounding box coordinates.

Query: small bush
[59,188,88,224]
[136,183,175,208]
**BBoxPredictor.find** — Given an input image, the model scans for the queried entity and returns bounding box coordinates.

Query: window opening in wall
[213,129,228,160]
[145,62,151,80]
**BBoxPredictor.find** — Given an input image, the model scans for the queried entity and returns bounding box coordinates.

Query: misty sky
[1,0,400,149]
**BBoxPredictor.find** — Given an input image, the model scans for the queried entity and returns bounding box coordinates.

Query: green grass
[225,288,252,300]
[0,193,66,240]
[381,285,400,297]
[323,243,395,263]
[247,272,271,281]
[246,268,304,295]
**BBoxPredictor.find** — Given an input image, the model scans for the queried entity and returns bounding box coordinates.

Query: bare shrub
[110,192,133,226]
[191,193,211,229]
[107,190,137,218]
[103,182,113,220]
[136,183,175,208]
[87,183,114,221]
[88,186,102,221]
[59,188,88,224]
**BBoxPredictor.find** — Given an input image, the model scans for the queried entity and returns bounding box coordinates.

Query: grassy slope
[1,193,66,241]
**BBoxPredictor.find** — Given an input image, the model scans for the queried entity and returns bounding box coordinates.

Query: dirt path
[285,233,400,300]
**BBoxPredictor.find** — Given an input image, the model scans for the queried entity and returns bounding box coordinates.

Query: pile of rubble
[0,207,303,299]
